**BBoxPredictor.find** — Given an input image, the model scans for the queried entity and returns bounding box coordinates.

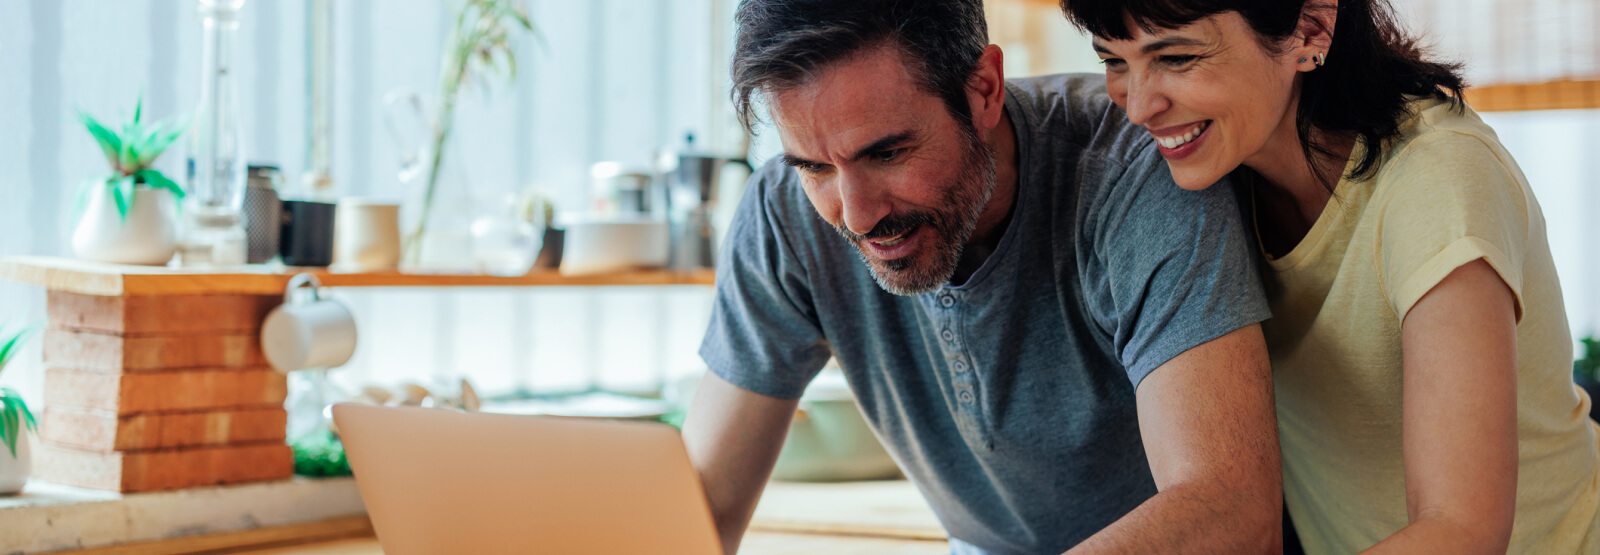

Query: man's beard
[833,123,998,296]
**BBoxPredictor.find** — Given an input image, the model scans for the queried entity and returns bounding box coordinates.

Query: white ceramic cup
[331,198,401,272]
[261,274,358,371]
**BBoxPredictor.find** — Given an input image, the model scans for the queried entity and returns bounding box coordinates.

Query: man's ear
[1292,0,1337,69]
[967,44,1007,132]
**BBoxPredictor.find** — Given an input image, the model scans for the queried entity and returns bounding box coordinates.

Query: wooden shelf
[1465,79,1600,112]
[0,256,715,296]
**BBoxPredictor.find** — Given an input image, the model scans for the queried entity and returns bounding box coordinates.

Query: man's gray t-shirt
[699,74,1270,554]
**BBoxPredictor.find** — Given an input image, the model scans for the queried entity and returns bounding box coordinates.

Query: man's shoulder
[1006,73,1152,168]
[744,156,813,222]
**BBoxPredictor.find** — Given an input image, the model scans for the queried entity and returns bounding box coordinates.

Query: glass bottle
[181,0,249,267]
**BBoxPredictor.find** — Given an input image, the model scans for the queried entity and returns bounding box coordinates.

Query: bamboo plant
[76,97,188,221]
[405,0,536,263]
[0,326,38,459]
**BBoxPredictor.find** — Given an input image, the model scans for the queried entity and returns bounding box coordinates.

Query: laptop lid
[333,403,723,555]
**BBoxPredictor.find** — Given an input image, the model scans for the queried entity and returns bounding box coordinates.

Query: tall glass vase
[180,0,249,267]
[383,89,476,274]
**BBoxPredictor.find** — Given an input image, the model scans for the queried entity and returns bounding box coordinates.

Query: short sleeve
[1087,147,1272,387]
[697,161,832,400]
[1377,132,1530,322]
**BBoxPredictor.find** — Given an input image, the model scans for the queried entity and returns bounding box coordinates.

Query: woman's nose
[1123,74,1171,127]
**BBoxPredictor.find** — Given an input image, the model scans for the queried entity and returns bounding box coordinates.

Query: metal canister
[244,164,284,263]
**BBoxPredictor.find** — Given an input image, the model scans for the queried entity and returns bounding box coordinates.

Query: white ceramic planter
[72,184,179,266]
[0,432,31,496]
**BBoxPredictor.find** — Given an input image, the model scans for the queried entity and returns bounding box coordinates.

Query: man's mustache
[835,210,940,244]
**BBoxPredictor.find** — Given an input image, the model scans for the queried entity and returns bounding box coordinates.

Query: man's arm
[1360,259,1518,555]
[682,372,799,555]
[1067,324,1282,555]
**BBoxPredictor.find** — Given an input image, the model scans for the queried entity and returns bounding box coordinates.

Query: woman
[1057,0,1600,553]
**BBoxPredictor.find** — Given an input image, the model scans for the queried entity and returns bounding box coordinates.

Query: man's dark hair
[1060,0,1465,190]
[730,0,989,134]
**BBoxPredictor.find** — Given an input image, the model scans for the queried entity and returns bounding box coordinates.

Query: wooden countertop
[0,256,714,296]
[239,531,948,555]
[41,480,946,554]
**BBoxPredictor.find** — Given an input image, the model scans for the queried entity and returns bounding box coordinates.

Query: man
[683,2,1282,553]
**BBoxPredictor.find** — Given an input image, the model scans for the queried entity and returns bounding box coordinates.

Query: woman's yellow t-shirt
[1262,96,1600,554]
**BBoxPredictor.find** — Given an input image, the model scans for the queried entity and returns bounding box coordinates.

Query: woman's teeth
[1155,121,1209,149]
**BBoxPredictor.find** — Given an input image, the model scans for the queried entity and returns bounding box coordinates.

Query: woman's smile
[1150,120,1212,160]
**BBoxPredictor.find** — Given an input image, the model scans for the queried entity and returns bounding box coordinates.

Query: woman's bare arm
[1363,259,1519,555]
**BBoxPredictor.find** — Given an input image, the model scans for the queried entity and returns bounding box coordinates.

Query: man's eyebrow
[849,131,915,161]
[780,130,916,169]
[781,153,821,168]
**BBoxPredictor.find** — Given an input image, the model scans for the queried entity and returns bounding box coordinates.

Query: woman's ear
[1292,0,1337,71]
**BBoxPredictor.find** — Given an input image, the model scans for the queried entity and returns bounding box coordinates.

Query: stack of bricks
[32,291,294,493]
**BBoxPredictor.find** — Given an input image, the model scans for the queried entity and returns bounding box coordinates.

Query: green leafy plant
[1575,336,1600,385]
[406,0,537,263]
[292,428,351,477]
[76,96,188,221]
[0,325,38,459]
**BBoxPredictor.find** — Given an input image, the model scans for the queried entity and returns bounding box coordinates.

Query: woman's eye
[872,149,904,163]
[1159,55,1199,67]
[1099,58,1127,70]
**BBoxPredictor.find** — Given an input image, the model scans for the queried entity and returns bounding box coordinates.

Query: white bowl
[557,214,669,276]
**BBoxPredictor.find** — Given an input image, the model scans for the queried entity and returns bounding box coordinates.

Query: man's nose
[1123,74,1170,127]
[837,171,889,236]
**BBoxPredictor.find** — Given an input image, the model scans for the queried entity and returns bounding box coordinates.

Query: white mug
[331,198,402,272]
[261,274,358,372]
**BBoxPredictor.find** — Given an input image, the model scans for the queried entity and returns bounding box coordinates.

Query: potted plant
[1575,336,1600,421]
[0,326,38,495]
[72,97,188,265]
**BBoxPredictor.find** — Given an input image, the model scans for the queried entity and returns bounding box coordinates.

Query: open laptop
[332,403,724,554]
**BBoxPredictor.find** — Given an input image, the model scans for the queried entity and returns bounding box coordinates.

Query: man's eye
[872,149,904,163]
[786,160,824,174]
[1098,57,1127,71]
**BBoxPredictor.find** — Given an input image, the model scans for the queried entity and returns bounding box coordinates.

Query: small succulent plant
[0,326,38,458]
[77,96,187,221]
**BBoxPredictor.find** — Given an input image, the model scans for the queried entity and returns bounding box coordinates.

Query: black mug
[279,200,337,267]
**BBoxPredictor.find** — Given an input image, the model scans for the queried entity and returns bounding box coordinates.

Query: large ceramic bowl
[770,368,901,482]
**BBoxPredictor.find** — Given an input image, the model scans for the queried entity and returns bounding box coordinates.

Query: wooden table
[45,481,946,554]
[230,480,949,554]
[241,531,949,554]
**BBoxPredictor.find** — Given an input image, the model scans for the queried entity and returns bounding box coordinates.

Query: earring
[1313,52,1327,67]
[1298,58,1307,63]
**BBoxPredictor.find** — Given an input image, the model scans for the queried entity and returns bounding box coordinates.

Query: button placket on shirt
[933,292,979,412]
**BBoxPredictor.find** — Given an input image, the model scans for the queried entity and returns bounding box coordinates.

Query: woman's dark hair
[729,0,989,134]
[1059,0,1466,187]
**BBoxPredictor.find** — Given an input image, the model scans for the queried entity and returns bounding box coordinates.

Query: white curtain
[3,0,1598,406]
[0,0,740,402]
